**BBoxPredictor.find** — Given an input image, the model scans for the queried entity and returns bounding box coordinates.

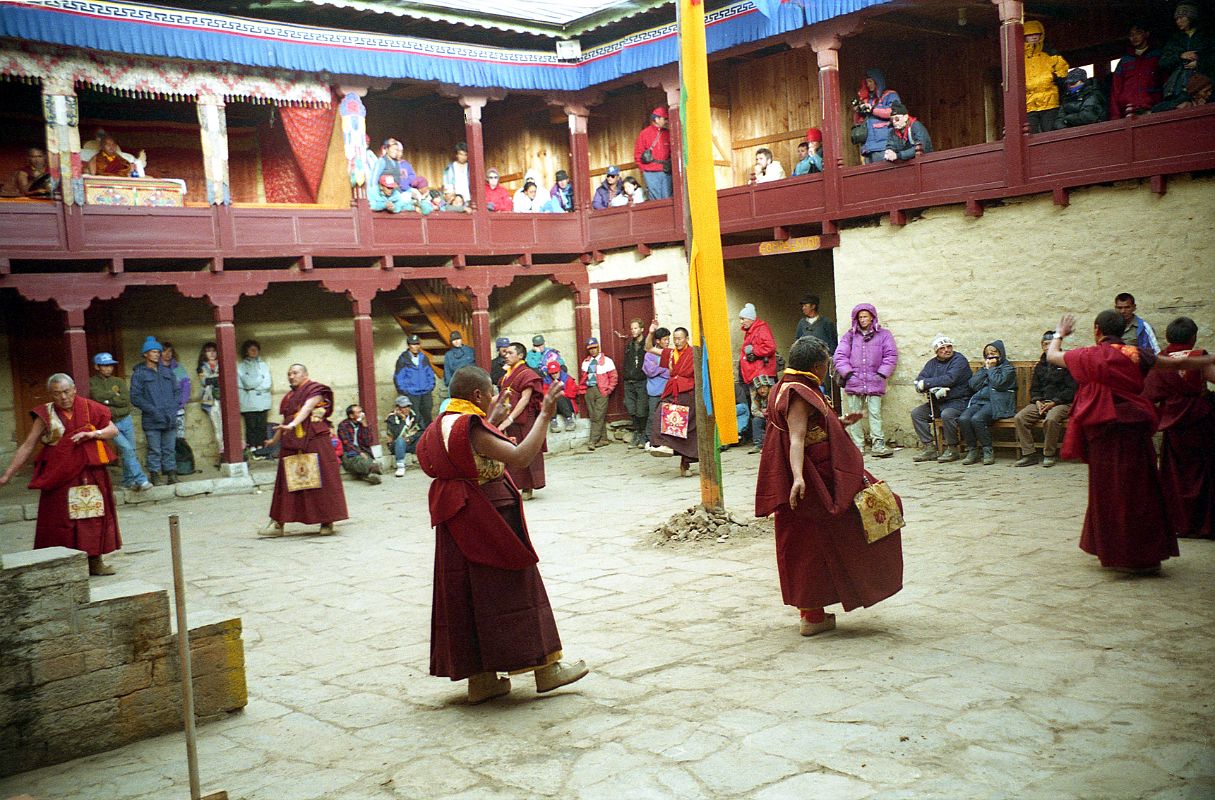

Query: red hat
[652,107,669,118]
[378,173,397,189]
[805,127,823,143]
[546,361,561,374]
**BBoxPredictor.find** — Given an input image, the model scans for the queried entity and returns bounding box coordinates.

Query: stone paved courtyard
[2,443,1214,799]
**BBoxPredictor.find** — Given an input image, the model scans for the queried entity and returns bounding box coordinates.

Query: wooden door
[6,297,122,444]
[596,284,655,421]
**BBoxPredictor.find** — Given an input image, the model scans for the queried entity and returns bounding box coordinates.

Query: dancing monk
[262,364,348,537]
[1050,311,1215,572]
[0,374,122,575]
[756,337,904,636]
[418,366,588,704]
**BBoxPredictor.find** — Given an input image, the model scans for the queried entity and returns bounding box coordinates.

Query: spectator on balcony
[85,134,134,177]
[2,146,53,197]
[1154,70,1213,112]
[619,176,646,205]
[793,129,823,176]
[1161,4,1215,86]
[483,168,513,212]
[1110,23,1164,118]
[1013,331,1076,468]
[514,180,543,212]
[1054,69,1107,129]
[370,139,403,187]
[958,341,1017,466]
[490,336,511,386]
[336,404,382,485]
[634,106,673,200]
[752,148,786,184]
[834,303,898,459]
[854,68,901,163]
[883,104,934,162]
[592,166,624,209]
[1023,20,1071,134]
[369,174,411,214]
[443,331,477,388]
[445,193,472,214]
[441,142,471,205]
[910,335,973,464]
[546,170,574,213]
[1114,293,1160,353]
[394,334,436,430]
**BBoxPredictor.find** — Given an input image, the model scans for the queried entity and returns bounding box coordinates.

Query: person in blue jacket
[129,335,180,484]
[959,340,1017,465]
[442,331,477,387]
[394,334,436,429]
[910,334,973,463]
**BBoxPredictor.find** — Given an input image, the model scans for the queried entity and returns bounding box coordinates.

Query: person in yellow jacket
[1023,20,1071,133]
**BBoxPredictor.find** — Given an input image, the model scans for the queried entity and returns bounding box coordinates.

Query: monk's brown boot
[467,672,511,704]
[534,660,589,693]
[88,556,116,576]
[318,523,335,535]
[258,521,285,538]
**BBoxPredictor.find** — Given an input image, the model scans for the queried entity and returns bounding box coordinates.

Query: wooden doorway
[5,296,123,444]
[595,280,658,421]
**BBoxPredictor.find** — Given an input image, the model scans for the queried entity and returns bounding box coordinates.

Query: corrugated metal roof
[296,0,673,36]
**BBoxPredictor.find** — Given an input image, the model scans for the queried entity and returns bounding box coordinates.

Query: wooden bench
[932,360,1066,453]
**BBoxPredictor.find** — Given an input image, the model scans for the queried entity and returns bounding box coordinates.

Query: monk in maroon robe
[648,325,698,476]
[418,366,587,704]
[0,374,122,575]
[1051,311,1215,572]
[263,364,348,536]
[1143,316,1215,540]
[86,135,133,177]
[756,337,903,636]
[498,343,546,498]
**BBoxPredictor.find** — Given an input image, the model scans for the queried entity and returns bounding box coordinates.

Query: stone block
[0,504,24,524]
[28,652,86,686]
[23,503,38,520]
[218,461,250,479]
[77,580,171,640]
[0,547,87,574]
[209,476,256,496]
[37,661,152,711]
[175,479,214,497]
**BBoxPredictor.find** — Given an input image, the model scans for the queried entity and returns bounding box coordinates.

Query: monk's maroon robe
[29,396,121,557]
[650,346,698,461]
[417,411,561,680]
[499,364,546,490]
[1063,339,1178,568]
[755,377,903,611]
[1144,345,1214,539]
[269,381,348,525]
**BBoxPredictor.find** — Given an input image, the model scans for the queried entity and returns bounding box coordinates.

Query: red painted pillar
[64,307,90,397]
[573,286,592,354]
[567,108,592,214]
[811,35,845,223]
[460,96,488,211]
[351,294,379,440]
[212,303,244,464]
[664,82,686,237]
[471,292,492,370]
[994,0,1028,186]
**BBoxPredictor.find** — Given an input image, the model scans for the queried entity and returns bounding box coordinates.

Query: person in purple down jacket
[832,303,899,457]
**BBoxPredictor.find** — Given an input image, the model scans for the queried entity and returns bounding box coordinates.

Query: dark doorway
[596,281,656,421]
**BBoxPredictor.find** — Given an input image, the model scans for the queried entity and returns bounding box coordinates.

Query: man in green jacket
[89,353,153,491]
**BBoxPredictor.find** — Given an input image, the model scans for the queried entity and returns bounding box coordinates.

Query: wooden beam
[636,243,652,257]
[1052,187,1069,207]
[889,209,908,227]
[209,257,223,273]
[452,253,467,268]
[965,199,984,218]
[108,257,123,275]
[300,254,314,272]
[731,129,812,151]
[1150,175,1167,196]
[380,254,394,270]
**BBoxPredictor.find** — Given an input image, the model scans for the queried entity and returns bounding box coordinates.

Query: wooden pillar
[197,96,231,205]
[811,35,845,221]
[573,286,592,355]
[471,292,492,370]
[994,0,1028,186]
[40,80,82,206]
[212,304,244,465]
[63,307,90,397]
[460,96,488,211]
[566,107,592,213]
[350,294,380,442]
[663,82,686,237]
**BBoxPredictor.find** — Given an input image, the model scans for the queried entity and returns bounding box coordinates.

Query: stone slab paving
[2,444,1213,799]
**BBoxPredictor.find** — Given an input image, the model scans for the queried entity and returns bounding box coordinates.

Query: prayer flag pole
[678,0,738,511]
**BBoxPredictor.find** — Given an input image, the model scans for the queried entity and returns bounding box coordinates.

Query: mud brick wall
[0,547,248,778]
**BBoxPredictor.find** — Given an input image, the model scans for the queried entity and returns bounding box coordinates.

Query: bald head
[449,366,492,401]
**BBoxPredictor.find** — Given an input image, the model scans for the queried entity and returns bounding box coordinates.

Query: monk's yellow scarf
[783,368,821,383]
[445,398,485,417]
[670,346,683,367]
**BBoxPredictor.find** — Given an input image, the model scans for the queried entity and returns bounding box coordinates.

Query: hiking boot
[365,472,382,485]
[912,446,938,463]
[1014,453,1038,467]
[937,449,960,463]
[318,523,336,536]
[534,660,589,693]
[563,417,576,432]
[1042,455,1057,467]
[149,471,163,486]
[467,672,511,704]
[982,447,996,466]
[962,449,982,465]
[521,489,534,501]
[870,441,893,458]
[164,471,178,485]
[88,556,116,576]
[800,613,836,637]
[549,419,561,433]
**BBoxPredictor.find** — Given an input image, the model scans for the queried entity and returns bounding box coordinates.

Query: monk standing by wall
[418,366,588,704]
[756,337,904,636]
[1049,311,1215,573]
[0,374,122,575]
[260,364,348,537]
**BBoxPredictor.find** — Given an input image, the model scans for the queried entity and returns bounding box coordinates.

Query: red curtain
[259,99,335,203]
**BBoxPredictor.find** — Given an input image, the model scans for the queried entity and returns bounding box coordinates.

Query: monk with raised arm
[1048,311,1215,573]
[418,366,588,704]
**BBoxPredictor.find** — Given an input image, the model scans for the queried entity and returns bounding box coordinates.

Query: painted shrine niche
[0,81,53,200]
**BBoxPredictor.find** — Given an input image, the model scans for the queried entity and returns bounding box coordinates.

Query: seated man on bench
[1013,330,1077,467]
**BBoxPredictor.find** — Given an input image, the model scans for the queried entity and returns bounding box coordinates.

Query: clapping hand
[540,381,563,419]
[488,388,512,427]
[1056,313,1076,340]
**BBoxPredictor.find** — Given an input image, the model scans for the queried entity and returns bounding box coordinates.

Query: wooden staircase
[391,280,474,375]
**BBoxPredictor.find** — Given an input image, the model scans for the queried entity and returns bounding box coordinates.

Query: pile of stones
[648,504,772,547]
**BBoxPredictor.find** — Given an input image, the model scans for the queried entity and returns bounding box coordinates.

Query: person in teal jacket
[959,340,1017,465]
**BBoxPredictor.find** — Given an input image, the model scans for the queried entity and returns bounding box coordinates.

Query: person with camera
[739,303,779,411]
[853,68,901,164]
[633,106,672,199]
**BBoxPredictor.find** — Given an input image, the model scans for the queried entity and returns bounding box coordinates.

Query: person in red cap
[633,107,672,200]
[544,360,580,431]
[793,128,824,176]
